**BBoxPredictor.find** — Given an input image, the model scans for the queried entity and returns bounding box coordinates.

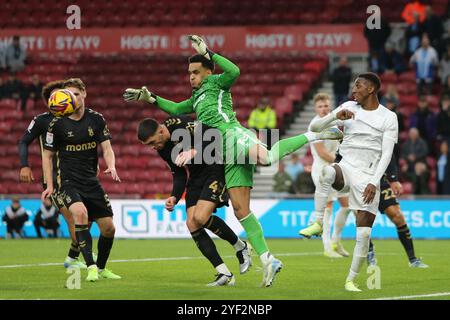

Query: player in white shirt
[299,73,398,292]
[304,93,351,258]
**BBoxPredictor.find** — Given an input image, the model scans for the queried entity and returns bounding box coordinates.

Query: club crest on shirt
[88,127,94,137]
[46,132,53,144]
[67,131,74,138]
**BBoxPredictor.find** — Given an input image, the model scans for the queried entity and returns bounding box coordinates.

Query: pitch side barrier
[1,198,449,239]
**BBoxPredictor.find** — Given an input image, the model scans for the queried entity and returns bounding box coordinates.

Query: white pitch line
[0,251,438,270]
[0,252,324,269]
[370,292,450,300]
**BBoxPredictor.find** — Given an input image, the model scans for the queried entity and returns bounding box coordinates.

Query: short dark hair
[188,54,215,71]
[41,80,66,102]
[358,72,381,92]
[137,118,159,142]
[64,78,86,92]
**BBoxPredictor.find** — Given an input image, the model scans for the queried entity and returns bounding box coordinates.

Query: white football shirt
[332,101,398,175]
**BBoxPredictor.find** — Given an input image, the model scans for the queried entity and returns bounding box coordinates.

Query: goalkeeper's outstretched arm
[123,86,194,115]
[156,96,194,115]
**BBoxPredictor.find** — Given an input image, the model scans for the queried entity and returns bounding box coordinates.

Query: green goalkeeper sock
[268,134,309,164]
[240,212,269,256]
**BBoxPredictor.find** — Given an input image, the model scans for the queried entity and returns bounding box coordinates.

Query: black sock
[397,224,416,261]
[68,242,81,259]
[191,228,223,268]
[204,216,238,246]
[369,239,374,252]
[97,235,114,270]
[75,224,95,267]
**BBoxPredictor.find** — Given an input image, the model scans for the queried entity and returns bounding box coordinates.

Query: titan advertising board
[1,199,449,239]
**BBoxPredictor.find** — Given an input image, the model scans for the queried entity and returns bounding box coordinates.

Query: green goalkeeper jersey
[155,54,241,133]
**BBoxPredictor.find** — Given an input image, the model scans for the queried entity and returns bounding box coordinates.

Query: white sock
[65,256,76,262]
[332,207,350,243]
[314,166,336,224]
[322,207,332,252]
[260,251,271,265]
[304,131,319,142]
[216,263,232,276]
[233,239,246,251]
[346,227,372,282]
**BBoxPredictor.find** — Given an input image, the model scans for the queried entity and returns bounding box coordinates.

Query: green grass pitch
[0,238,449,300]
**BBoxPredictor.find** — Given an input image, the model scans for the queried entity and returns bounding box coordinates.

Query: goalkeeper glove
[188,35,215,60]
[123,86,157,104]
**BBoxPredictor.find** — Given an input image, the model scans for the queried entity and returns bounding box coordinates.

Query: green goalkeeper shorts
[221,124,263,189]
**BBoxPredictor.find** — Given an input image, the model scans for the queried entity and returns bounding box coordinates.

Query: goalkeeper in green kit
[124,35,343,287]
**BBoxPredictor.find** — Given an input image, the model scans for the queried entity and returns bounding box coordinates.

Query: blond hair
[313,92,331,104]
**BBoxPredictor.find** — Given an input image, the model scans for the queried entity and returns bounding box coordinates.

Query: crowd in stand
[0,35,43,111]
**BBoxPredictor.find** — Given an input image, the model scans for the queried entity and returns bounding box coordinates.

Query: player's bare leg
[345,210,375,292]
[95,217,120,279]
[385,205,428,268]
[187,204,234,286]
[228,187,282,287]
[331,196,351,257]
[70,202,97,281]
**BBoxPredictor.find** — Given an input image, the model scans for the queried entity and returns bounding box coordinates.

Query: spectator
[272,162,293,196]
[364,16,391,72]
[410,34,439,95]
[0,42,6,72]
[422,6,444,56]
[247,96,276,148]
[5,35,27,73]
[437,94,450,143]
[384,97,405,133]
[380,42,406,74]
[409,95,437,151]
[384,97,405,161]
[401,128,430,194]
[443,75,450,97]
[293,164,315,194]
[402,127,429,172]
[26,74,43,107]
[0,77,6,100]
[2,196,29,239]
[401,0,426,25]
[3,73,27,110]
[33,198,60,238]
[381,83,400,107]
[285,153,304,181]
[436,141,450,194]
[410,161,430,194]
[331,56,352,107]
[405,13,424,58]
[439,45,450,85]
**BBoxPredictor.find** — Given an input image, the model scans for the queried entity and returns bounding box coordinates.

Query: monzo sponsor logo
[66,141,97,151]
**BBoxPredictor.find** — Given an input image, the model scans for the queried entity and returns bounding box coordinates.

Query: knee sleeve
[319,165,336,185]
